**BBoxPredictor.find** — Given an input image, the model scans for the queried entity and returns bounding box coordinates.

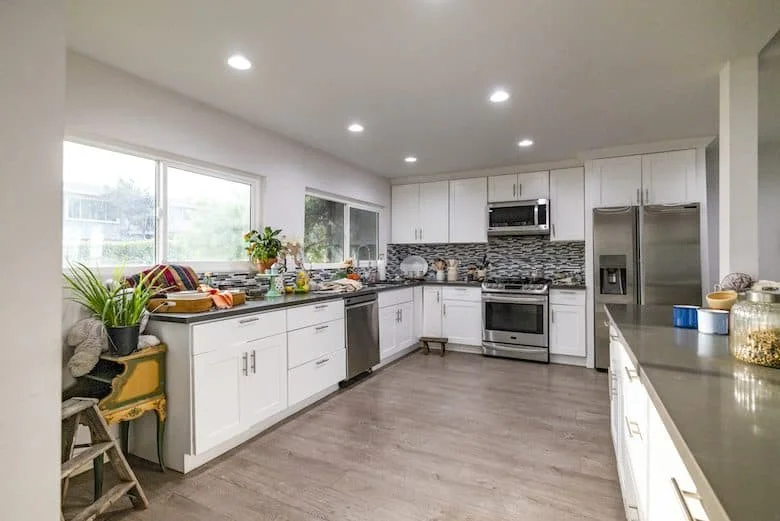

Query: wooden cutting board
[147,291,247,313]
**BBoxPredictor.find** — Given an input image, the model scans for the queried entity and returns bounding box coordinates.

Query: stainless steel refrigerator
[593,204,702,370]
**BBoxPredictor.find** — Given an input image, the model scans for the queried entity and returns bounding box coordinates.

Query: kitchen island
[606,304,780,521]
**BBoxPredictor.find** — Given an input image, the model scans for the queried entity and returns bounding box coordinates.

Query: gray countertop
[150,280,482,324]
[605,304,780,521]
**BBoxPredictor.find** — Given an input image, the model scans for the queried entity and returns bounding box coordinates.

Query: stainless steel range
[482,277,550,362]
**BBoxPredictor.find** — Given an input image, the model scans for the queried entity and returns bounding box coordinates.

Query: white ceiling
[67,0,780,177]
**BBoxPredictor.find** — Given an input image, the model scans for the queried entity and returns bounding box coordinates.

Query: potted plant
[244,226,283,273]
[63,262,164,355]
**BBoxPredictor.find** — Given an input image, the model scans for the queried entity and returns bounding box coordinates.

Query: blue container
[673,305,700,328]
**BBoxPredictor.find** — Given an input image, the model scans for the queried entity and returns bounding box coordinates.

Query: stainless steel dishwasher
[344,292,380,381]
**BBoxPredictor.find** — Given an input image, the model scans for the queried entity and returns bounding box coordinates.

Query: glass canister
[729,289,780,368]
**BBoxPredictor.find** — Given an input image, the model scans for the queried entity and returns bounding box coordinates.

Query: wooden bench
[420,336,448,357]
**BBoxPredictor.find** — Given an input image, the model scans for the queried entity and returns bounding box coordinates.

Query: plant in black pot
[63,263,164,355]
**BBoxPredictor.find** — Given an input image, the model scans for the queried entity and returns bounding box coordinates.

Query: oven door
[482,293,548,347]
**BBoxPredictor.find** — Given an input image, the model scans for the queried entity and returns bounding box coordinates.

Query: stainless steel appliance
[482,278,550,362]
[593,204,702,370]
[487,199,550,236]
[344,293,380,380]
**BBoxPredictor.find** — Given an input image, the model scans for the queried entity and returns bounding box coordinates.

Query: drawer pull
[239,317,259,324]
[557,291,576,295]
[624,366,639,382]
[624,416,642,440]
[314,304,328,310]
[315,325,329,332]
[250,350,256,374]
[671,477,706,521]
[609,333,620,341]
[242,352,249,376]
[315,358,330,366]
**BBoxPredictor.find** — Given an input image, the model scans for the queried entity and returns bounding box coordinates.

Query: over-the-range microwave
[487,199,550,236]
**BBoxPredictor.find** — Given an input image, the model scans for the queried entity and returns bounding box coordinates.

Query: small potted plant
[63,262,164,355]
[244,226,283,273]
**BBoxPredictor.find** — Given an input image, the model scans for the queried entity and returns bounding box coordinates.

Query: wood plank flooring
[64,351,624,520]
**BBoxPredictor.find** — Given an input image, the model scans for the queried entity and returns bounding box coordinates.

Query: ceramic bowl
[706,290,738,311]
[697,309,729,335]
[673,305,700,329]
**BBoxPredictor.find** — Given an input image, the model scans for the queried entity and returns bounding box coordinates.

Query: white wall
[66,52,391,251]
[759,142,780,280]
[0,2,65,519]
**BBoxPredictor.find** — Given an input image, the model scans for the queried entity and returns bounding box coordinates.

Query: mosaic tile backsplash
[387,236,585,280]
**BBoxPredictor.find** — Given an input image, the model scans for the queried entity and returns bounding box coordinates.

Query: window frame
[304,189,381,269]
[64,136,262,272]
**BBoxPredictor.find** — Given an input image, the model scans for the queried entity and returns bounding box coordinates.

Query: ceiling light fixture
[489,89,510,103]
[404,156,418,163]
[347,123,364,133]
[227,54,252,70]
[517,139,534,147]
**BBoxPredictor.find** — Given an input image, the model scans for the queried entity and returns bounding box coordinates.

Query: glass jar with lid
[729,288,780,368]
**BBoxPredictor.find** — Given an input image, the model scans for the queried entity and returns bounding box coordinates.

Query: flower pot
[106,324,140,356]
[255,258,277,274]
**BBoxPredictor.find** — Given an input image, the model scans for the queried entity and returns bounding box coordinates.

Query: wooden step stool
[61,398,148,521]
[420,336,448,357]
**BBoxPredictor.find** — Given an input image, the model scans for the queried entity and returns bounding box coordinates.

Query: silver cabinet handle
[443,303,447,316]
[645,188,650,205]
[316,358,330,366]
[551,310,555,324]
[239,317,259,324]
[420,228,423,241]
[557,290,576,295]
[314,304,328,310]
[626,505,640,521]
[552,223,556,238]
[414,228,418,240]
[250,350,256,374]
[671,478,704,521]
[609,333,620,341]
[624,416,642,439]
[636,188,641,204]
[399,308,403,322]
[512,184,516,198]
[242,352,248,376]
[436,291,440,303]
[315,325,329,332]
[603,320,611,327]
[625,366,639,382]
[518,183,522,197]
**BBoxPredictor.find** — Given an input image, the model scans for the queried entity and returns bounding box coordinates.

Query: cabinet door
[642,149,697,205]
[396,301,416,350]
[391,184,419,243]
[449,177,487,243]
[413,286,423,340]
[549,304,586,357]
[442,300,482,346]
[422,287,443,338]
[241,333,288,427]
[549,167,584,241]
[419,181,449,243]
[517,170,549,200]
[193,346,243,454]
[379,306,398,361]
[593,156,642,207]
[488,174,517,202]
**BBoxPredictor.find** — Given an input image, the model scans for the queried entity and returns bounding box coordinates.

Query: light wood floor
[66,351,624,520]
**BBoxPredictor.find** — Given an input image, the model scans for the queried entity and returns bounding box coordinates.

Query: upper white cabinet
[549,167,584,241]
[641,149,697,205]
[449,177,488,243]
[391,181,449,243]
[488,171,549,202]
[590,156,642,207]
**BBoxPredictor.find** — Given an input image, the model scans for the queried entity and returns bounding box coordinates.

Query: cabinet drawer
[442,286,481,302]
[288,348,346,406]
[192,310,286,356]
[287,318,345,369]
[286,299,344,331]
[550,289,586,306]
[378,288,414,309]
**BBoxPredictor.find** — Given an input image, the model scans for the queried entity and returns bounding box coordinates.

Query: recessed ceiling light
[489,89,510,103]
[227,54,252,70]
[518,139,534,147]
[404,156,418,163]
[347,123,364,133]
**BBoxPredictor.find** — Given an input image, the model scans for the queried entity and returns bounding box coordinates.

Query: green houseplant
[63,262,164,355]
[244,226,283,273]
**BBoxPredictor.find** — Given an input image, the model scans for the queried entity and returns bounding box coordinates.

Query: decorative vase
[255,257,277,273]
[106,324,140,356]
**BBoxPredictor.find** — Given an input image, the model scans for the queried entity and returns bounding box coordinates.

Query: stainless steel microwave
[487,199,550,236]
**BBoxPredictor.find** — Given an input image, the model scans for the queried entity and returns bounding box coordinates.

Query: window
[304,194,379,265]
[63,141,258,267]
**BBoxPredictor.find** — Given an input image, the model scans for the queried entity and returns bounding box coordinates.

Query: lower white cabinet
[442,300,482,345]
[549,290,586,358]
[288,348,346,406]
[193,332,287,454]
[422,287,443,338]
[379,292,415,361]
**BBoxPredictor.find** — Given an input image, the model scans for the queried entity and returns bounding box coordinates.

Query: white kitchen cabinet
[288,348,346,406]
[422,286,443,338]
[641,149,697,205]
[591,156,642,207]
[241,333,288,427]
[379,292,416,361]
[193,345,243,454]
[449,177,487,243]
[413,286,423,340]
[549,167,584,241]
[488,171,549,202]
[442,300,482,345]
[396,301,415,351]
[379,306,399,360]
[391,182,448,243]
[549,304,586,357]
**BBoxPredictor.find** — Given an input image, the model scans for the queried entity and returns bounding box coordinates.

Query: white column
[719,58,759,279]
[0,2,65,519]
